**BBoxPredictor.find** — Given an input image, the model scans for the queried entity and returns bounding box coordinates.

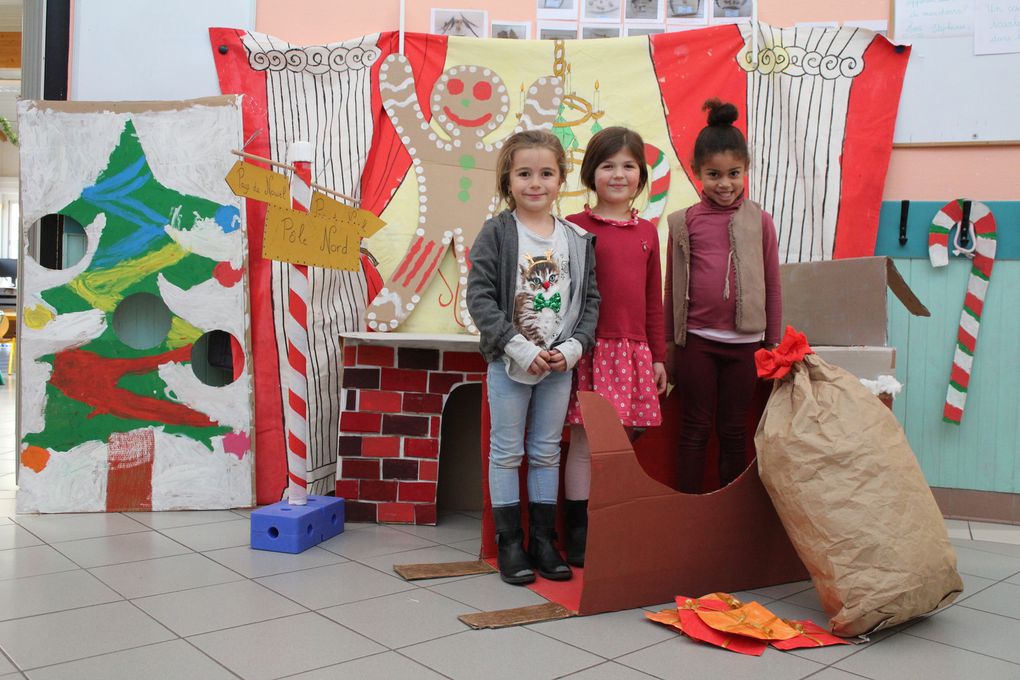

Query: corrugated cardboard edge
[458,603,574,629]
[885,258,930,316]
[20,95,241,115]
[394,560,495,580]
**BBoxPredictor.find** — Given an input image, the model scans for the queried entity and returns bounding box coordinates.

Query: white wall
[71,0,255,100]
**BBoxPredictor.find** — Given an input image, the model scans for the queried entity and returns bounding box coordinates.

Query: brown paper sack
[754,354,963,636]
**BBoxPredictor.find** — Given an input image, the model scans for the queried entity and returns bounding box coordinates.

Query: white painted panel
[71,0,255,100]
[894,35,1020,144]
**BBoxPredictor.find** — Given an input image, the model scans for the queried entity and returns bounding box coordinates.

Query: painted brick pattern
[337,343,484,525]
[362,436,400,457]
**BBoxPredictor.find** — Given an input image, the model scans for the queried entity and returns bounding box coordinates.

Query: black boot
[564,499,588,567]
[527,502,572,580]
[491,504,535,585]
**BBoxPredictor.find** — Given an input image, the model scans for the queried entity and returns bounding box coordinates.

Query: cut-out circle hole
[330,513,338,525]
[112,292,173,350]
[191,330,244,387]
[306,523,314,536]
[268,527,280,539]
[26,214,89,270]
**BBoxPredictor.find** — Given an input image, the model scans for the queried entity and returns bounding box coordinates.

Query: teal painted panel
[876,200,1020,260]
[889,258,1020,493]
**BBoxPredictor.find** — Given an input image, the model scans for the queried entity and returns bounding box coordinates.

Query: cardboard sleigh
[397,387,808,627]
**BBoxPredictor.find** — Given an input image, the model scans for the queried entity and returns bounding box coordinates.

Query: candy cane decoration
[639,143,671,228]
[928,199,997,425]
[285,141,313,504]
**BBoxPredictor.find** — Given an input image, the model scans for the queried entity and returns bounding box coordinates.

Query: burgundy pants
[674,333,758,493]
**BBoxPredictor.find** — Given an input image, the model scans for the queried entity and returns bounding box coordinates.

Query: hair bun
[702,98,739,127]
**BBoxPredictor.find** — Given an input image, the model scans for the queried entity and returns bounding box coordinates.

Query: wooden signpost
[224,158,385,272]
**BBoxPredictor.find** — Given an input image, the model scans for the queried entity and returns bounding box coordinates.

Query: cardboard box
[812,346,896,381]
[780,257,928,380]
[780,257,929,347]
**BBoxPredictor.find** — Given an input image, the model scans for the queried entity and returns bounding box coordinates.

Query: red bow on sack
[755,326,813,379]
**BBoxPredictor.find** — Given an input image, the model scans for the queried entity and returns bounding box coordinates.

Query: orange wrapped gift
[675,596,768,656]
[695,601,800,641]
[772,620,850,650]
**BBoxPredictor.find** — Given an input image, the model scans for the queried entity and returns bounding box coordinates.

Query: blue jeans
[487,361,572,506]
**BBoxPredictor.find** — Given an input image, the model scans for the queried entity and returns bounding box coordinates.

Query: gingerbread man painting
[367,54,563,333]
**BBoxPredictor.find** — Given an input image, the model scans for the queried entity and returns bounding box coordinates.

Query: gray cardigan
[467,209,600,363]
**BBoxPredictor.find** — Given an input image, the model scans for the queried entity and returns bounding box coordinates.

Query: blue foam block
[250,500,322,554]
[307,495,345,541]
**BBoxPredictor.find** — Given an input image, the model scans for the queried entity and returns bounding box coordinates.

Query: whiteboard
[894,35,1020,144]
[71,0,256,101]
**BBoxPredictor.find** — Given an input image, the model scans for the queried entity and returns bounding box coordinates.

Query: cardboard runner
[393,560,495,580]
[458,603,574,630]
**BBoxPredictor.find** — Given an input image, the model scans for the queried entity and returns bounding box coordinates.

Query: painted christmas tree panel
[16,97,254,513]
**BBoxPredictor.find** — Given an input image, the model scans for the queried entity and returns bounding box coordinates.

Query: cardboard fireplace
[336,333,487,525]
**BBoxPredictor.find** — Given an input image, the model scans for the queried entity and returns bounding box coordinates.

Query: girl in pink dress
[563,126,668,566]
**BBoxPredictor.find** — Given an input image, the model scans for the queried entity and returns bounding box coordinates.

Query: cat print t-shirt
[510,215,572,365]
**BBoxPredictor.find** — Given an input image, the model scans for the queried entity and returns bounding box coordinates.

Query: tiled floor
[3,379,1020,678]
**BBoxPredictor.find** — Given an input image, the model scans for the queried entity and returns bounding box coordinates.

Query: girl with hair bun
[663,99,783,493]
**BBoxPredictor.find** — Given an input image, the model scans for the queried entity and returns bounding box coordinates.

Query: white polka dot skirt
[567,338,662,427]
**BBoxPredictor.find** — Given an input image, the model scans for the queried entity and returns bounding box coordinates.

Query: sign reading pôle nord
[263,203,361,271]
[226,159,387,271]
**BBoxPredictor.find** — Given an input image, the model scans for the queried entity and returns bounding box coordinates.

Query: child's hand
[528,350,552,376]
[653,362,668,394]
[547,349,568,372]
[664,342,676,385]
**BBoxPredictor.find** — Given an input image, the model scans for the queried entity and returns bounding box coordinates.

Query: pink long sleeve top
[566,208,666,362]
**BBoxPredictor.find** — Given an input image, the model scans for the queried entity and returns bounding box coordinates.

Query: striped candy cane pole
[928,199,997,425]
[285,141,314,504]
[639,143,671,228]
